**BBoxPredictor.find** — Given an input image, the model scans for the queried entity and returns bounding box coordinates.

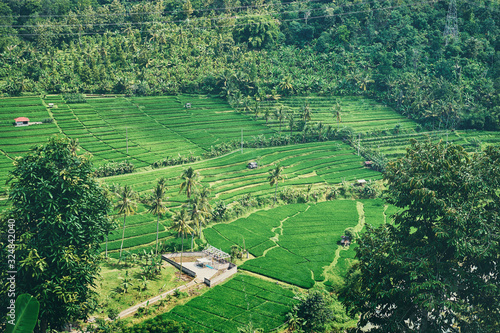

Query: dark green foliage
[290,290,334,333]
[0,1,496,130]
[341,141,500,332]
[63,93,87,104]
[94,161,134,177]
[122,316,203,333]
[0,137,112,332]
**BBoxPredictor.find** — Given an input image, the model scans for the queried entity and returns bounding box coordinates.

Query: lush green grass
[92,258,186,318]
[160,274,298,333]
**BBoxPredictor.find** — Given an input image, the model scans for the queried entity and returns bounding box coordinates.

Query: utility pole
[444,0,459,45]
[357,133,361,156]
[126,127,128,154]
[241,128,243,153]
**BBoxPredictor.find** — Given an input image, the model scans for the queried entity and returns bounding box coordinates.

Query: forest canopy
[0,0,499,130]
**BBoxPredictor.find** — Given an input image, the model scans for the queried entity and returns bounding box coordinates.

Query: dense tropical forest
[0,0,499,130]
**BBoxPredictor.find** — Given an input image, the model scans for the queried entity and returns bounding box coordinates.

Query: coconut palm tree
[146,178,167,256]
[275,104,286,134]
[268,164,284,205]
[170,208,194,281]
[115,185,137,263]
[301,102,312,124]
[179,167,199,199]
[189,187,212,236]
[288,111,296,136]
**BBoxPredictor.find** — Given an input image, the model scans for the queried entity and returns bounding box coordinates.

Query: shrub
[63,93,86,103]
[107,308,119,321]
[94,161,134,177]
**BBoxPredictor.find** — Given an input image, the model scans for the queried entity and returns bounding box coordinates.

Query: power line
[0,0,325,19]
[1,0,439,37]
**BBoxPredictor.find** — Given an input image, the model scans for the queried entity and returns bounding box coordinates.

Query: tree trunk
[179,233,184,281]
[105,235,108,259]
[155,215,159,256]
[119,214,126,263]
[274,183,278,205]
[191,232,194,252]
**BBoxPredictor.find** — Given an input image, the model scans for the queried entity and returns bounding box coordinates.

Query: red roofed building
[14,117,29,126]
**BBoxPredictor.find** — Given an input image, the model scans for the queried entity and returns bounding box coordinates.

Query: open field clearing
[205,199,387,289]
[161,274,298,333]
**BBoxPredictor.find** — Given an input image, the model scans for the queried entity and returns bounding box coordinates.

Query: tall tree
[115,185,137,263]
[179,167,200,199]
[275,104,286,134]
[170,208,194,281]
[267,164,284,205]
[301,102,312,125]
[0,138,111,333]
[146,178,167,256]
[341,140,500,332]
[189,187,212,236]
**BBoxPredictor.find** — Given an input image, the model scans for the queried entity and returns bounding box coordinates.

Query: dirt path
[117,279,198,319]
[320,201,365,281]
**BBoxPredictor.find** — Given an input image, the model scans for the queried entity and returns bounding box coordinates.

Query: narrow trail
[321,201,365,279]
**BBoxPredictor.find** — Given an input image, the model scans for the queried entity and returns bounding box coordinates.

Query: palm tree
[275,105,286,134]
[190,187,212,236]
[268,164,284,205]
[333,101,342,129]
[264,108,271,125]
[288,111,296,136]
[115,185,137,263]
[146,178,167,256]
[170,208,194,281]
[301,102,312,124]
[253,99,260,120]
[179,167,200,199]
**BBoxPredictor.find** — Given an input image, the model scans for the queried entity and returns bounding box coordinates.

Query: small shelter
[340,235,351,247]
[247,162,258,169]
[48,103,54,108]
[184,103,191,108]
[355,179,367,186]
[14,117,29,126]
[364,161,373,167]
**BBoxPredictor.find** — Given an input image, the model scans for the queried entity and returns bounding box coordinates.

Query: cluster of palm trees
[106,160,287,280]
[109,167,213,280]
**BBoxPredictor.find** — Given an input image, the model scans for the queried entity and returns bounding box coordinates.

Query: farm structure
[14,117,29,126]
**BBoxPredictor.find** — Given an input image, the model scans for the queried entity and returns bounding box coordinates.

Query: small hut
[14,117,29,126]
[247,162,258,169]
[355,179,367,187]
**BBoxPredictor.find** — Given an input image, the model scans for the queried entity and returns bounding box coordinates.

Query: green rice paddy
[205,199,387,288]
[161,274,298,333]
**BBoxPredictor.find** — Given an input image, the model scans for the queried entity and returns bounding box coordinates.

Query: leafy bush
[63,93,86,103]
[94,161,134,177]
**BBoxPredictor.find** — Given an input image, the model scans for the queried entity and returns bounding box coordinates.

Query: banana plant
[6,294,40,333]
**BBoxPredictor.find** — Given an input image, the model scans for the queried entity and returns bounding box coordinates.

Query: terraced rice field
[0,94,276,193]
[161,274,298,333]
[103,141,379,253]
[205,199,388,288]
[104,141,380,204]
[268,95,417,134]
[0,97,60,189]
